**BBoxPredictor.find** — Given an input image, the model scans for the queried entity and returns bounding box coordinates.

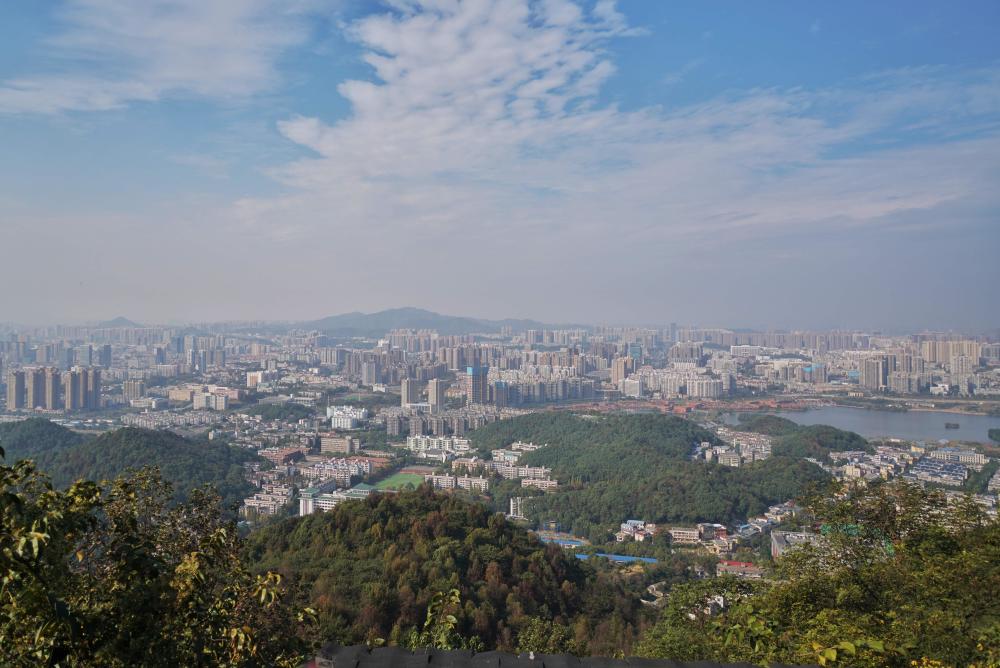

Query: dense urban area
[2,310,1000,665]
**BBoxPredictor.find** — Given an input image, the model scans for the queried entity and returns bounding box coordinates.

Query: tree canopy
[0,420,258,510]
[0,451,314,667]
[738,414,871,461]
[472,413,831,540]
[638,481,1000,667]
[243,485,647,655]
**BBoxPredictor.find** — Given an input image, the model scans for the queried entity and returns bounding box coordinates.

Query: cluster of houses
[694,428,773,468]
[733,501,800,539]
[241,483,293,518]
[240,445,393,519]
[614,519,741,554]
[298,481,375,515]
[819,441,994,496]
[404,434,473,461]
[423,474,491,492]
[450,441,560,491]
[615,519,658,542]
[299,456,378,487]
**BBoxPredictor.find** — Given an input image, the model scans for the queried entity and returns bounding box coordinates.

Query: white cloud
[0,0,312,114]
[3,0,998,326]
[230,0,1000,260]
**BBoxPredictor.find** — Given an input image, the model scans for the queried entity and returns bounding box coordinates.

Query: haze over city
[2,1,998,330]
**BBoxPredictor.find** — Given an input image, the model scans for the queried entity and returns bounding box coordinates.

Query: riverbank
[722,405,1000,443]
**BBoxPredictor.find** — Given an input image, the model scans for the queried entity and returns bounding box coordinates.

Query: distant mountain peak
[302,306,570,336]
[97,316,143,328]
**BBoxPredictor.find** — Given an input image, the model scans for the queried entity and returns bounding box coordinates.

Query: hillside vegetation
[639,482,1000,667]
[471,413,831,540]
[0,419,257,509]
[0,417,85,457]
[738,414,871,460]
[244,486,646,655]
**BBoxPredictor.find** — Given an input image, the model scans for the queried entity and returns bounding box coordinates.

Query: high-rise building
[246,370,265,389]
[62,369,82,411]
[611,357,632,386]
[400,378,420,406]
[83,368,102,410]
[99,344,112,367]
[123,379,146,401]
[75,345,93,367]
[492,381,510,408]
[44,367,62,410]
[361,360,381,386]
[427,378,447,411]
[25,367,45,409]
[6,370,25,409]
[465,365,489,406]
[861,356,889,392]
[950,355,974,376]
[509,497,524,518]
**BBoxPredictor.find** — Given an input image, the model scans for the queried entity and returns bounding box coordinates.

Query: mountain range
[301,307,580,337]
[95,316,144,328]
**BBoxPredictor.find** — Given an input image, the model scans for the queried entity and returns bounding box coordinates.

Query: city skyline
[2,1,999,329]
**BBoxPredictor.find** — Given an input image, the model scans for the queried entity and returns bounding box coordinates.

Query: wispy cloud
[0,0,313,114]
[230,0,1000,258]
[2,0,998,327]
[662,58,705,86]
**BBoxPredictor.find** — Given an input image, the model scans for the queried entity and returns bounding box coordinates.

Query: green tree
[403,589,484,651]
[0,420,260,511]
[244,484,646,655]
[0,448,315,667]
[638,481,1000,667]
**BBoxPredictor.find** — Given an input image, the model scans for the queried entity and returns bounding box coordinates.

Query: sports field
[374,472,425,490]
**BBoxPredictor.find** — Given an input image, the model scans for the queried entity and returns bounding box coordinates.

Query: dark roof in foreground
[313,644,811,668]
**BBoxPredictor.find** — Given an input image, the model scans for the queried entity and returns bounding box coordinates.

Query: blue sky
[1,0,998,330]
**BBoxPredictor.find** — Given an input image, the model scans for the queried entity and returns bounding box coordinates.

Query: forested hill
[470,412,717,466]
[0,419,257,509]
[0,417,86,458]
[737,414,871,460]
[244,487,645,656]
[471,413,832,540]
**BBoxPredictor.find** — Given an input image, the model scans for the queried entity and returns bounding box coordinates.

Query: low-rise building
[668,527,700,544]
[520,477,558,491]
[716,560,764,579]
[771,530,822,559]
[320,434,360,455]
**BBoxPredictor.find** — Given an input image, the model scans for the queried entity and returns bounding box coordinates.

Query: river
[723,406,1000,443]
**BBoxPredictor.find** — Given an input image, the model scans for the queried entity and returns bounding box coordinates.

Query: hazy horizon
[3,305,997,336]
[2,1,998,330]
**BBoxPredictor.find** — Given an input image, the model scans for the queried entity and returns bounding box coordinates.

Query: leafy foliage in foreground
[472,413,830,540]
[638,482,1000,667]
[244,486,646,656]
[0,453,314,667]
[0,420,257,510]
